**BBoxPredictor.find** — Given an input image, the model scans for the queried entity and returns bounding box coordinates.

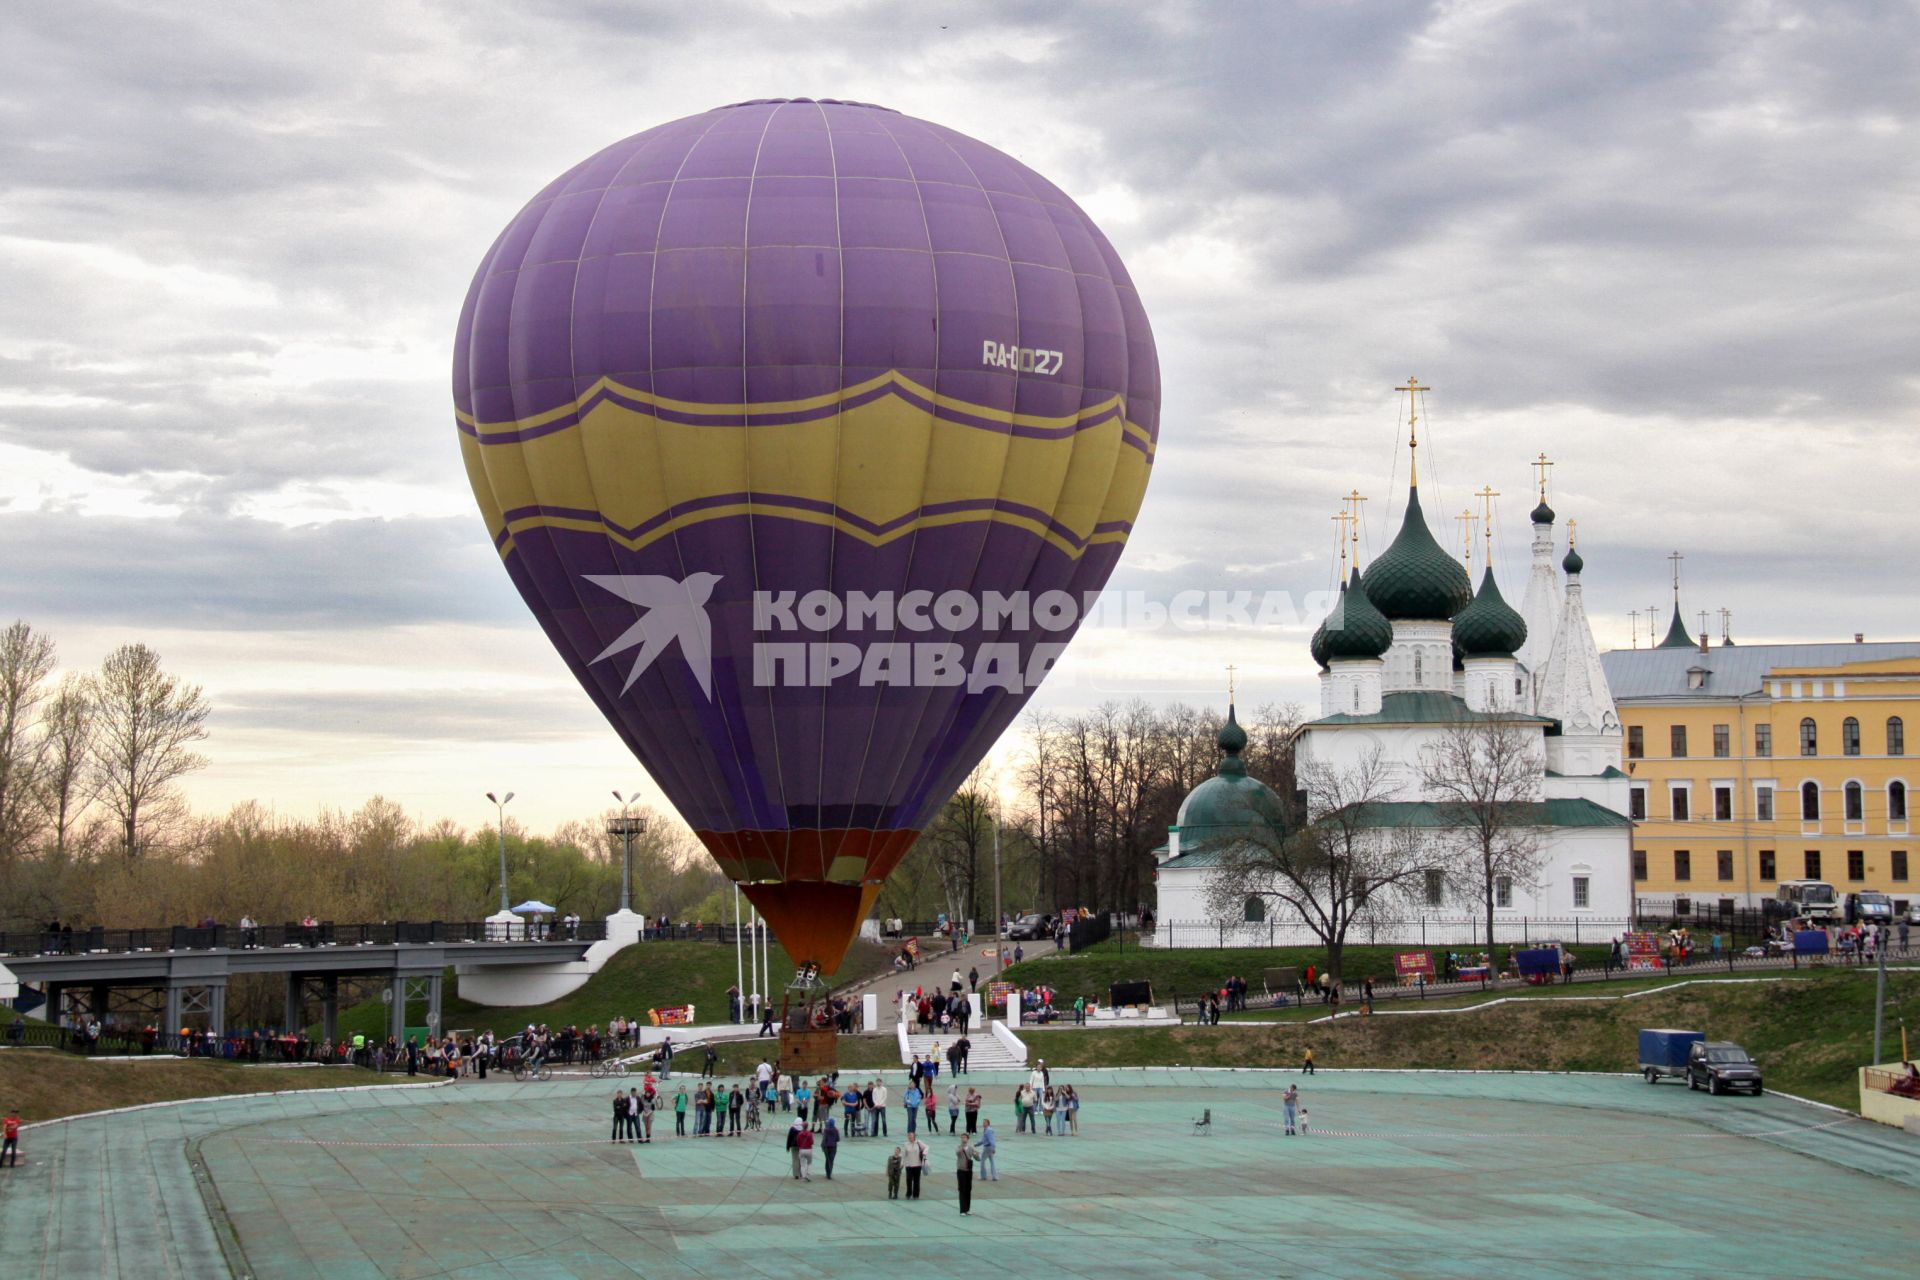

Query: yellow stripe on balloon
[459,370,1156,458]
[460,390,1153,557]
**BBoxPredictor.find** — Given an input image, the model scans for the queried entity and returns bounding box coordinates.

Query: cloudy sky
[4,0,1916,833]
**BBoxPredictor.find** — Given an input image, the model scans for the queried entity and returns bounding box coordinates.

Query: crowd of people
[585,1056,1084,1214]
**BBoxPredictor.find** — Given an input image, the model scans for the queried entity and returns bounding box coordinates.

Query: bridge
[1,920,607,1043]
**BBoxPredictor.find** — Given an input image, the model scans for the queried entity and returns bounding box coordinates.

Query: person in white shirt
[870,1079,890,1136]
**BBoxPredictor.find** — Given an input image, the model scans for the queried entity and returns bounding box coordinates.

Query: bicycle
[589,1057,631,1079]
[513,1059,554,1082]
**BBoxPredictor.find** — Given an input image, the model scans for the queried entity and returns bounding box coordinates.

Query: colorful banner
[985,981,1017,1010]
[1623,932,1664,971]
[1392,951,1435,983]
[648,1005,695,1026]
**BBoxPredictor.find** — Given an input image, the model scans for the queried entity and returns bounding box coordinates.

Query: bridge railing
[0,918,608,957]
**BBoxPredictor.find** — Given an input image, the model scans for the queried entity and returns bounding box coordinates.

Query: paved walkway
[3,1069,1916,1278]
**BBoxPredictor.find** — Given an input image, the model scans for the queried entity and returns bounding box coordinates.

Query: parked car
[1843,891,1895,925]
[1639,1028,1704,1083]
[1004,912,1049,941]
[1687,1041,1763,1095]
[1905,902,1920,926]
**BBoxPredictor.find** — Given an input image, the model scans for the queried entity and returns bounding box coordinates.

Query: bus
[1770,880,1840,921]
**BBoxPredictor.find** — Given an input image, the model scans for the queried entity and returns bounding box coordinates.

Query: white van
[1771,880,1840,921]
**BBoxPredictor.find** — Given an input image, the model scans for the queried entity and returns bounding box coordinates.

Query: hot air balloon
[454,99,1158,974]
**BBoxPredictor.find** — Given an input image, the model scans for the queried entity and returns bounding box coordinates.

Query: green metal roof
[1348,798,1631,830]
[1311,690,1553,727]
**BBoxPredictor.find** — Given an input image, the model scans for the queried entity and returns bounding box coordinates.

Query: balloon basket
[779,1026,838,1076]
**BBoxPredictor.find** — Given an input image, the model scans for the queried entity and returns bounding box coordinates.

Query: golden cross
[1475,484,1500,561]
[1532,452,1553,502]
[1333,510,1352,575]
[1455,508,1476,568]
[1567,517,1578,550]
[1667,550,1684,603]
[1395,376,1429,482]
[1345,489,1367,567]
[1226,664,1237,703]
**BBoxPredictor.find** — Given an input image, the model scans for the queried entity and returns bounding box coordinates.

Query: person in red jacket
[2,1107,21,1167]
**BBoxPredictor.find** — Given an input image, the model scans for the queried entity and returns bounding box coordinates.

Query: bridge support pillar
[90,982,112,1024]
[321,975,339,1043]
[426,973,443,1035]
[207,980,228,1037]
[388,973,407,1045]
[284,973,302,1034]
[163,981,181,1036]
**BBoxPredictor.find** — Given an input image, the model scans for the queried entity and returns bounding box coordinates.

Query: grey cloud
[0,509,523,629]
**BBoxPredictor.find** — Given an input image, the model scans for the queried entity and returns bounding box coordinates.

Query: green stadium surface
[3,1068,1916,1278]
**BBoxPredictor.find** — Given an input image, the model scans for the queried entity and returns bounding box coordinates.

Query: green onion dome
[1309,588,1337,670]
[1324,568,1393,660]
[1531,500,1555,524]
[1360,485,1474,621]
[1562,545,1584,575]
[1453,566,1528,658]
[1173,705,1286,849]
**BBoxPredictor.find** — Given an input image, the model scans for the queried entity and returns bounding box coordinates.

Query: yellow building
[1601,631,1918,913]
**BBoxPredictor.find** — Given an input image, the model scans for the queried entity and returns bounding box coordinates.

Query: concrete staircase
[900,1029,1026,1070]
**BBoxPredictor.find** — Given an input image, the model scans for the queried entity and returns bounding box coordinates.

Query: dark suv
[1004,912,1050,941]
[1687,1041,1763,1095]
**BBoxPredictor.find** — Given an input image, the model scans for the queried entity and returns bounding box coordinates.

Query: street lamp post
[608,791,648,916]
[485,791,515,915]
[993,793,1004,977]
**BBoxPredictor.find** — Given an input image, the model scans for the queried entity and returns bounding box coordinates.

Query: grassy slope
[995,937,1617,1002]
[1016,969,1919,1110]
[0,1052,415,1126]
[325,938,896,1041]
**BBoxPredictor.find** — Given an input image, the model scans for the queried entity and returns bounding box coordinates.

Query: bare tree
[923,764,996,925]
[0,620,58,858]
[36,673,96,856]
[88,643,212,857]
[1204,746,1425,983]
[1419,714,1546,958]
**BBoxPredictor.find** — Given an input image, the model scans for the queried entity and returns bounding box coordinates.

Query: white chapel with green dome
[1151,423,1634,945]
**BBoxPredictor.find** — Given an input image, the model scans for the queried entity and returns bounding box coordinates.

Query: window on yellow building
[1629,787,1647,820]
[1801,782,1820,821]
[1842,717,1860,757]
[1891,717,1906,756]
[1759,850,1776,880]
[1847,849,1865,880]
[1800,718,1818,756]
[1804,849,1822,880]
[1714,786,1732,821]
[1632,850,1648,881]
[1713,724,1729,758]
[1891,781,1908,822]
[1844,781,1863,822]
[1756,786,1774,821]
[1671,725,1688,757]
[1671,786,1690,820]
[1894,850,1909,882]
[1755,724,1772,757]
[1717,850,1733,881]
[1674,849,1691,881]
[1627,726,1644,759]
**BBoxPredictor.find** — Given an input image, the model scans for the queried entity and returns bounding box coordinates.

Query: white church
[1152,433,1633,946]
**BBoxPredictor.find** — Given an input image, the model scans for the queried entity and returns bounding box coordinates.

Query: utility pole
[1874,936,1888,1064]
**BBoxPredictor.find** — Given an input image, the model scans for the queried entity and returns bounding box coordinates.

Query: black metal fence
[0,918,609,958]
[1068,912,1113,953]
